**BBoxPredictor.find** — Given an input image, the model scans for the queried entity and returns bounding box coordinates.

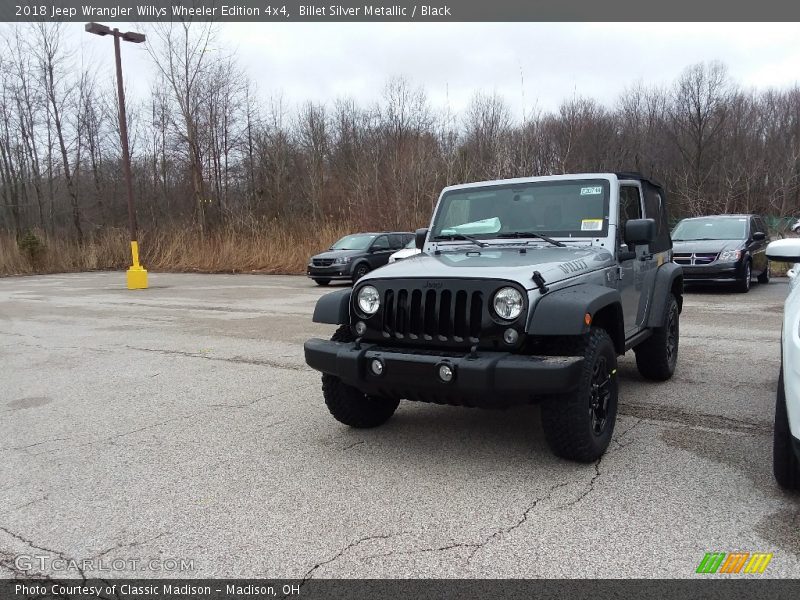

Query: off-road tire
[313,279,330,286]
[758,261,770,284]
[541,328,618,462]
[773,368,800,491]
[634,293,679,381]
[352,263,370,283]
[736,260,752,293]
[322,325,399,428]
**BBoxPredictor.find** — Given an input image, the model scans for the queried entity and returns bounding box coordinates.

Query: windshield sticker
[580,186,603,195]
[581,219,604,231]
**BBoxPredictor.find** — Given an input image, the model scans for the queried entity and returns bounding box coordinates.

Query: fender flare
[312,289,351,325]
[646,263,683,328]
[527,283,623,340]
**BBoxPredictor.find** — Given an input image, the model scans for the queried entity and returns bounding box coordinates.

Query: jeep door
[618,184,650,336]
[368,235,394,268]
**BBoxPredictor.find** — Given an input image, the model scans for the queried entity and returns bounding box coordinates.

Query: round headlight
[357,285,380,315]
[493,287,524,321]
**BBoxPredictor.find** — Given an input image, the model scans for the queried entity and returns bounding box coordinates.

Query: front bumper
[307,264,352,280]
[680,262,742,282]
[304,338,585,407]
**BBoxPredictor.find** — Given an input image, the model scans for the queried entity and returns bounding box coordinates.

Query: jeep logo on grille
[424,281,443,290]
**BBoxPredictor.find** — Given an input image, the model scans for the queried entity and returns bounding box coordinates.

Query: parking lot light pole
[85,22,148,290]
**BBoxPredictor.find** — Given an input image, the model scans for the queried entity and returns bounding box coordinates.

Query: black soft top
[615,172,664,190]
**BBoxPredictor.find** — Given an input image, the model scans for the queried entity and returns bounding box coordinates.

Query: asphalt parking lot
[1,272,799,579]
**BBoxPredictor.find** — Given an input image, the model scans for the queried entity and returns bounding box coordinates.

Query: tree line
[1,22,799,245]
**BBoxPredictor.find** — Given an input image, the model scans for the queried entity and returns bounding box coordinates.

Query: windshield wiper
[432,233,488,247]
[495,231,566,247]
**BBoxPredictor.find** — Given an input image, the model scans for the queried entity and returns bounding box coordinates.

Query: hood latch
[532,271,549,295]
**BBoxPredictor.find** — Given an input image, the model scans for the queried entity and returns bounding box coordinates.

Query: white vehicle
[388,239,421,263]
[766,238,800,489]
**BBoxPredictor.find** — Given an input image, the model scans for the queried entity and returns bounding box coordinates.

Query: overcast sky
[66,22,800,119]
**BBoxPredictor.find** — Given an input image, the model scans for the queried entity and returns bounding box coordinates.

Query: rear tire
[634,293,679,381]
[774,368,800,491]
[541,328,618,462]
[322,325,399,428]
[736,261,752,293]
[758,261,770,284]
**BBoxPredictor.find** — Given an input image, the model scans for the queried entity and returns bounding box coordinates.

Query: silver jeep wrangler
[305,173,683,462]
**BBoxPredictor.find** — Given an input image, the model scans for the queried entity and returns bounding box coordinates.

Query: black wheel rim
[356,266,368,279]
[589,356,612,436]
[666,305,678,366]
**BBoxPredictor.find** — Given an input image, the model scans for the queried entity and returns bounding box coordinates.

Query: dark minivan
[308,232,414,286]
[672,214,770,292]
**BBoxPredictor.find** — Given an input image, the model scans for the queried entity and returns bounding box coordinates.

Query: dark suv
[672,214,770,292]
[308,232,414,286]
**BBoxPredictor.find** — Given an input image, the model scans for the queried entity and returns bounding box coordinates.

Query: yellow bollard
[126,240,148,290]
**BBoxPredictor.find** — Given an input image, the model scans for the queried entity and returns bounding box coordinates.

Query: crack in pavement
[93,532,170,560]
[1,438,68,452]
[125,345,310,372]
[0,525,87,582]
[0,494,50,517]
[556,458,603,510]
[297,531,411,588]
[610,418,645,452]
[356,482,572,567]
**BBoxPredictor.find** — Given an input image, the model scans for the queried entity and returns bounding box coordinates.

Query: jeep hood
[365,245,614,289]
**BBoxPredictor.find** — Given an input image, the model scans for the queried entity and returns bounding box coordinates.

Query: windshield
[330,234,376,250]
[431,180,610,240]
[672,218,747,241]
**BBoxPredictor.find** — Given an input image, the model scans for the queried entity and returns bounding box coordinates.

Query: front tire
[736,261,752,293]
[352,263,370,283]
[321,325,399,428]
[634,293,679,381]
[541,328,619,462]
[774,368,800,491]
[313,279,330,286]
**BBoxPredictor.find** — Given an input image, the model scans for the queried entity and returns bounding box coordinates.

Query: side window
[619,186,642,244]
[388,234,402,249]
[372,236,390,251]
[749,218,758,239]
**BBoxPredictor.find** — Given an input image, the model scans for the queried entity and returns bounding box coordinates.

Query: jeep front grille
[382,288,484,343]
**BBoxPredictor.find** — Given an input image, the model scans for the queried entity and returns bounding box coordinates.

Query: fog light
[370,359,384,376]
[355,321,367,336]
[438,364,454,383]
[503,328,519,345]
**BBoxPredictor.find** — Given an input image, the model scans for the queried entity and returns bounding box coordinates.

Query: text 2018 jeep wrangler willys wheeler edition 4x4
[304,173,683,462]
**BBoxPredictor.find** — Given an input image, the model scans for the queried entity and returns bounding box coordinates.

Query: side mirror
[625,218,656,246]
[766,239,800,263]
[415,228,429,250]
[752,231,766,241]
